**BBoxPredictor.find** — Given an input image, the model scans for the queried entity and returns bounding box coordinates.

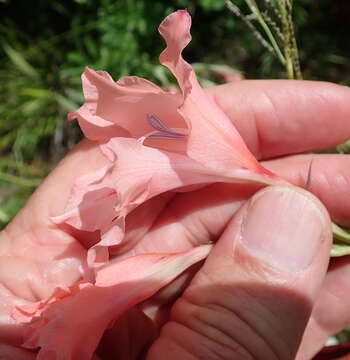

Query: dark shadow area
[96,279,312,359]
[313,342,350,359]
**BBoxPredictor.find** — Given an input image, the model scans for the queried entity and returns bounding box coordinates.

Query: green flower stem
[244,0,286,66]
[278,0,294,79]
[285,55,294,80]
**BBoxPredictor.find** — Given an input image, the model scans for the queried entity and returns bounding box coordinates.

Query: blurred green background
[0,0,350,228]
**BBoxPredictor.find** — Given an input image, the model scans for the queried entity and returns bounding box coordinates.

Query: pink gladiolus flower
[13,246,212,359]
[52,10,281,271]
[14,10,284,359]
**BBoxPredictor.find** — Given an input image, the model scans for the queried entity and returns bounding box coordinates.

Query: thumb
[147,185,332,360]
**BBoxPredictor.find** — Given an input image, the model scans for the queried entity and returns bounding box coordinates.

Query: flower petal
[69,68,186,142]
[16,245,212,360]
[159,10,277,179]
[51,164,118,232]
[54,136,282,274]
[53,136,216,235]
[52,138,219,270]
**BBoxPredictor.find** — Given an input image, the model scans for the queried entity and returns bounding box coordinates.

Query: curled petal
[159,10,277,179]
[54,136,283,273]
[69,68,186,142]
[51,164,117,232]
[53,138,219,270]
[15,245,212,360]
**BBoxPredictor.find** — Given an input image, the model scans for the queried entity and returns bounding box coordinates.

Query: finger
[147,185,332,360]
[5,140,108,233]
[11,81,350,228]
[125,154,350,259]
[122,154,349,313]
[0,141,108,298]
[0,141,107,344]
[263,154,350,226]
[9,81,350,232]
[296,256,350,359]
[121,183,258,256]
[0,344,36,360]
[209,80,350,159]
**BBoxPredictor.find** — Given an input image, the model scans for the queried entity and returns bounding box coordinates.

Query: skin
[1,80,350,359]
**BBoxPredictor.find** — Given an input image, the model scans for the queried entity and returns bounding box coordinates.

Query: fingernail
[240,186,328,272]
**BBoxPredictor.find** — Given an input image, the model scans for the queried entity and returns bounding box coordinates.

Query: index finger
[9,80,350,230]
[209,80,350,159]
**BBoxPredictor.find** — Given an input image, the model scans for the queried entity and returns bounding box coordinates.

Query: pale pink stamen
[146,114,187,139]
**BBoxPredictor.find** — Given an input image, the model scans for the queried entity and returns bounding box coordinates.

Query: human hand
[1,80,350,359]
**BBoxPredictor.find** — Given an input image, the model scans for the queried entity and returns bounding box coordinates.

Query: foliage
[225,0,302,79]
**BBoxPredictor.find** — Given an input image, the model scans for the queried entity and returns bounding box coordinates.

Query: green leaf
[3,44,39,78]
[21,88,53,99]
[0,208,9,223]
[152,65,170,86]
[55,94,78,112]
[0,172,42,187]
